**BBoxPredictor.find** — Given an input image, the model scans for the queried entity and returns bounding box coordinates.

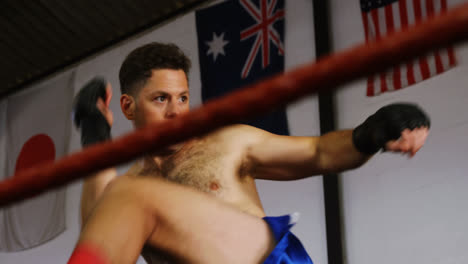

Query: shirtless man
[70,42,430,264]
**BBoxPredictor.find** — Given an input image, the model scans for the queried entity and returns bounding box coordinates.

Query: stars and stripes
[361,0,456,96]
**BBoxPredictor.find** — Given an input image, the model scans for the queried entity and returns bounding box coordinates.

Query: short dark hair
[119,42,191,95]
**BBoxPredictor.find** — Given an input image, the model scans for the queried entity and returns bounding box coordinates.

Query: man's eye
[179,96,188,103]
[154,96,166,102]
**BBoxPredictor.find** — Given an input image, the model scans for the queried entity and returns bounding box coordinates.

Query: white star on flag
[205,32,229,62]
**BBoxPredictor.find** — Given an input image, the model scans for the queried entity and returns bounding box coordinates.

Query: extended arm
[246,129,370,180]
[246,103,430,180]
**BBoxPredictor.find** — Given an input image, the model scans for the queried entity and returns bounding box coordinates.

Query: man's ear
[120,94,136,120]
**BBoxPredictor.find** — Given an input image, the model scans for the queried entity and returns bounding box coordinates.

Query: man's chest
[160,139,245,195]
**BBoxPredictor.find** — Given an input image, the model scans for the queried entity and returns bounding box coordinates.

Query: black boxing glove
[352,103,430,155]
[72,77,111,147]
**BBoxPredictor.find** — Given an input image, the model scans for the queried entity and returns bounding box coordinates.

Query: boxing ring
[1,2,468,208]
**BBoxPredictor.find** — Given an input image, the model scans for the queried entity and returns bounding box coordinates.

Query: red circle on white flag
[15,134,56,173]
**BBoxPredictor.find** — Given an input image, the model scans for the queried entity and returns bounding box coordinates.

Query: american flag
[361,0,457,96]
[196,0,289,135]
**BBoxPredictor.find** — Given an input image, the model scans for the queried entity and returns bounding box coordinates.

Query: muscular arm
[245,103,430,180]
[245,127,370,180]
[80,169,117,226]
[75,78,120,226]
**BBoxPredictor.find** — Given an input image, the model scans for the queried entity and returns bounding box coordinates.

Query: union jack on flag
[361,0,457,96]
[240,0,285,78]
[196,0,289,135]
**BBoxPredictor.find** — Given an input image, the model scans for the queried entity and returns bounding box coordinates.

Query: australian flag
[196,0,289,135]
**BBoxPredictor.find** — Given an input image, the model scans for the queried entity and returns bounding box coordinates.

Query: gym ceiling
[0,0,211,98]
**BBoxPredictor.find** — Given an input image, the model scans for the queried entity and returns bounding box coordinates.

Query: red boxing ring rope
[1,2,468,207]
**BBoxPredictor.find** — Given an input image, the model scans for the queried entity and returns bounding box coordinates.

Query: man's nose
[165,102,180,119]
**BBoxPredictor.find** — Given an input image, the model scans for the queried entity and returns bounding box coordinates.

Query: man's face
[133,69,190,128]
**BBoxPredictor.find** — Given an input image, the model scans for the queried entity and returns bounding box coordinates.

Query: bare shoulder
[104,161,142,190]
[209,124,270,145]
[125,160,143,176]
[212,124,270,138]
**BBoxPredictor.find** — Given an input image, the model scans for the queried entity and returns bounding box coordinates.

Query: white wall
[330,0,468,263]
[0,1,327,263]
[257,1,328,263]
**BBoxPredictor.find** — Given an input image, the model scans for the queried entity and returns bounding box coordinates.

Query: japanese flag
[0,71,74,251]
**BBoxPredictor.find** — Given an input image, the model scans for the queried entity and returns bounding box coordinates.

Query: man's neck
[140,142,189,175]
[141,156,163,175]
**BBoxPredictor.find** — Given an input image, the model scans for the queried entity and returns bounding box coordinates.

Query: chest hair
[161,139,231,195]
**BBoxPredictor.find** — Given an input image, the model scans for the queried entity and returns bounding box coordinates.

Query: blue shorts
[263,214,314,264]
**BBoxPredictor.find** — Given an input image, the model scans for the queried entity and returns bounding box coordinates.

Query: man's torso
[135,125,267,263]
